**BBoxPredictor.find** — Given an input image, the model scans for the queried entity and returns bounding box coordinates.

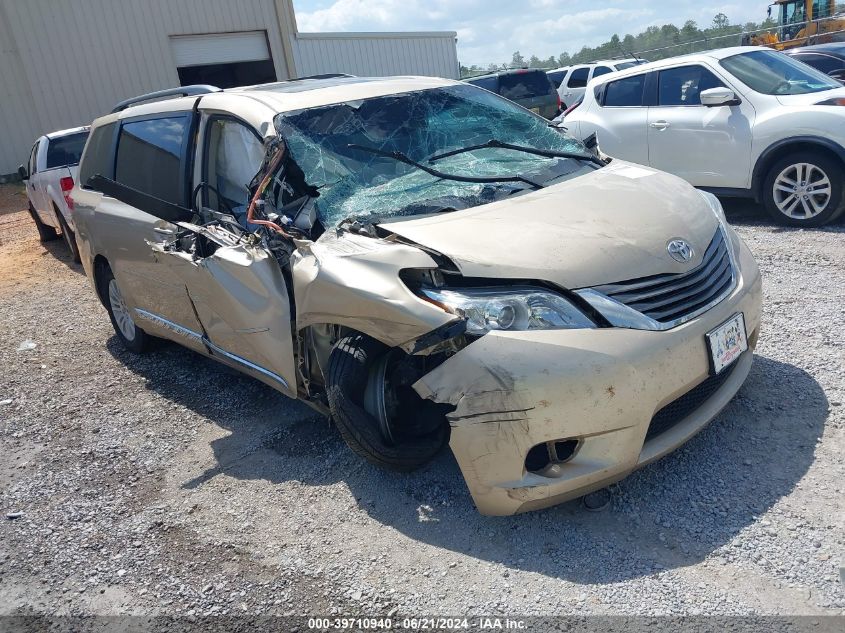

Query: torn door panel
[291,230,458,349]
[152,239,297,395]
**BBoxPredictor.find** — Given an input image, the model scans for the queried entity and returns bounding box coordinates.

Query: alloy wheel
[108,279,136,341]
[773,162,832,220]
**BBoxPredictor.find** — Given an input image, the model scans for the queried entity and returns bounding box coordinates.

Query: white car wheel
[772,162,832,220]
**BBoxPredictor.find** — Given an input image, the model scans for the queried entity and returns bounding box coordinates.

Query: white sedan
[565,46,845,227]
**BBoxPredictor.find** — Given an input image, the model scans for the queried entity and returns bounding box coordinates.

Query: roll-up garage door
[171,32,277,89]
[171,32,270,67]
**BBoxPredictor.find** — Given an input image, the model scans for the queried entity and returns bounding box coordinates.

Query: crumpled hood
[378,162,720,289]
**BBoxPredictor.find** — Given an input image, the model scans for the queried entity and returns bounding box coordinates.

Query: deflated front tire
[326,333,449,471]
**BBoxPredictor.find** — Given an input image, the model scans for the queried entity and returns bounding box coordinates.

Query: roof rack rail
[294,73,356,81]
[111,85,221,113]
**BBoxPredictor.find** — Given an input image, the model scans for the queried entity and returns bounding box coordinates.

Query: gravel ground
[0,189,843,619]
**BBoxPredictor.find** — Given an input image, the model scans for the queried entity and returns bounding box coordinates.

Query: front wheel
[762,153,845,227]
[326,334,449,472]
[97,265,149,354]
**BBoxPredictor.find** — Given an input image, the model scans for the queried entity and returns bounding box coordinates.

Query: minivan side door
[647,63,755,188]
[151,112,297,393]
[74,113,207,349]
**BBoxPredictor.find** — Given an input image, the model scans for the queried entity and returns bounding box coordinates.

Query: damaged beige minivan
[72,76,762,515]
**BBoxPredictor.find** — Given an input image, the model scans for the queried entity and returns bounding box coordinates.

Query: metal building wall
[0,0,292,175]
[292,32,459,79]
[0,0,460,176]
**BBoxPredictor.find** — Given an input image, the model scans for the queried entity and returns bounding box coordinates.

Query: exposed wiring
[246,145,292,237]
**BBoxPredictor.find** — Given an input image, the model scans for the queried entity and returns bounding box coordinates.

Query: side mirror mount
[700,87,742,107]
[18,165,28,181]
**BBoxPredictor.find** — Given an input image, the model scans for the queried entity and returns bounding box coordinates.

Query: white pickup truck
[19,126,90,262]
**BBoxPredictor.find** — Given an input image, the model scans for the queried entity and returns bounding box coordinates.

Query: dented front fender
[291,231,457,348]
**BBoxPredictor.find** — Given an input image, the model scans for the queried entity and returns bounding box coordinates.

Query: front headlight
[419,286,595,335]
[698,189,726,223]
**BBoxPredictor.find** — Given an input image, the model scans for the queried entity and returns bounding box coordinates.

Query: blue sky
[293,1,772,65]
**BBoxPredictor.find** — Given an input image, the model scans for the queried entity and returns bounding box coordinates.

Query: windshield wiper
[347,144,544,189]
[427,139,603,166]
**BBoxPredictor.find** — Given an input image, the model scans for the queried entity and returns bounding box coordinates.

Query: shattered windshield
[273,84,593,228]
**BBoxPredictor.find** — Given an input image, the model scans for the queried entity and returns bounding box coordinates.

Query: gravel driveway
[0,191,843,619]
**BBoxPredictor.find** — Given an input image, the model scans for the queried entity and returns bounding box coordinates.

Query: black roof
[464,68,549,82]
[787,43,845,56]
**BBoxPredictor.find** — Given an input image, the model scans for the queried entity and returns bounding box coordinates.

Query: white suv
[553,59,647,107]
[565,46,845,227]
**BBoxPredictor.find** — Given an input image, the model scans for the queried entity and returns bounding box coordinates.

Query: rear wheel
[54,205,81,263]
[762,152,845,227]
[28,204,59,242]
[326,334,449,471]
[97,265,149,353]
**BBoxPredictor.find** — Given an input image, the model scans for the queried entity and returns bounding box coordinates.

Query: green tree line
[461,4,845,76]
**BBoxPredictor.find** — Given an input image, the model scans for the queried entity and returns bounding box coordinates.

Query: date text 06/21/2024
[307,617,528,630]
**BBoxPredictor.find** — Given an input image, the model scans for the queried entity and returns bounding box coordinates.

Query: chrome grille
[592,229,734,325]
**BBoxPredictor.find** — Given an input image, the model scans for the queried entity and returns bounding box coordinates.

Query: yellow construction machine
[744,0,845,49]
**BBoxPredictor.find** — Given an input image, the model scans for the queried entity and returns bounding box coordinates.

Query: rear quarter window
[115,115,189,205]
[46,131,89,169]
[603,74,646,107]
[498,71,553,100]
[547,70,567,88]
[79,123,117,188]
[466,76,498,92]
[792,53,843,75]
[567,67,590,88]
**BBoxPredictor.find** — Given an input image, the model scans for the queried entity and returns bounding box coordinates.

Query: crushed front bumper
[413,241,762,516]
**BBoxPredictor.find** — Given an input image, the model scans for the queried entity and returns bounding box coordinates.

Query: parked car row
[547,58,648,108]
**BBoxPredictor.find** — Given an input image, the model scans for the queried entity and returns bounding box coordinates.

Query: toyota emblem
[667,239,694,263]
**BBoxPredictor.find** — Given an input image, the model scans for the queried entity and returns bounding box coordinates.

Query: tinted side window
[658,65,726,106]
[592,66,613,79]
[567,67,590,88]
[547,70,567,87]
[793,53,842,75]
[603,74,646,106]
[79,123,117,188]
[467,76,498,91]
[115,116,188,205]
[498,71,553,99]
[46,131,89,169]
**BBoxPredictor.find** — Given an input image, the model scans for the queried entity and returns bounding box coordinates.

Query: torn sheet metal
[410,300,763,515]
[291,230,458,349]
[152,241,297,395]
